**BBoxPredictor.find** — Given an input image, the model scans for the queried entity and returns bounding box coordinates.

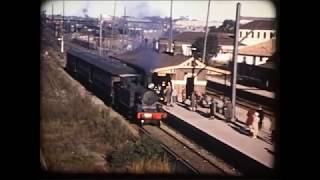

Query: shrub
[107,134,169,173]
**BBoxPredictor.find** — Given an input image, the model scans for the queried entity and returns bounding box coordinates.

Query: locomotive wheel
[156,121,161,127]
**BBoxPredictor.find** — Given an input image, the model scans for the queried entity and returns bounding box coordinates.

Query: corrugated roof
[173,32,204,43]
[238,39,276,56]
[240,20,275,30]
[161,31,235,46]
[113,48,190,73]
[67,48,138,75]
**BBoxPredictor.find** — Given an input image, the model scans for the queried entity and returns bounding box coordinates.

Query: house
[113,48,230,101]
[239,19,276,46]
[237,39,276,65]
[236,40,278,90]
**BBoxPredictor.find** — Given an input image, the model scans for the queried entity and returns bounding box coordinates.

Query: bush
[40,56,136,172]
[107,135,169,172]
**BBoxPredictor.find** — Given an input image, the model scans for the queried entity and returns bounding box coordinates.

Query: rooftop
[240,19,276,30]
[238,39,276,57]
[67,48,138,76]
[160,31,237,46]
[113,48,190,74]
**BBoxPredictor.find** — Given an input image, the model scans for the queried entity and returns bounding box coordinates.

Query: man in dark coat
[224,100,233,122]
[209,98,217,120]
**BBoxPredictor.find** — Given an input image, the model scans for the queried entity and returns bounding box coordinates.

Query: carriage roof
[67,48,138,76]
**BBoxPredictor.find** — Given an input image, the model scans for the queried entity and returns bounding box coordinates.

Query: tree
[218,19,235,33]
[191,34,220,62]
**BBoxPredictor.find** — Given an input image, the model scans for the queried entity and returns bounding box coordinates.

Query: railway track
[139,126,198,174]
[206,87,275,118]
[140,124,240,175]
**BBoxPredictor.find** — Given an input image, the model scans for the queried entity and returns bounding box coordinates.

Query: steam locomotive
[66,48,167,126]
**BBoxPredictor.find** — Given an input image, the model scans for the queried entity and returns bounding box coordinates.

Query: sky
[41,0,276,23]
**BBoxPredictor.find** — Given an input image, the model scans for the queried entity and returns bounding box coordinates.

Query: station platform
[163,102,275,171]
[207,75,275,99]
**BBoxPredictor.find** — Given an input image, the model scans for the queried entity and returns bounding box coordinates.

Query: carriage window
[257,32,260,38]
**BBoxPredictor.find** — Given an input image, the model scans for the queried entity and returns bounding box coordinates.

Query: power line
[61,0,65,53]
[202,0,211,64]
[169,0,173,53]
[230,2,241,122]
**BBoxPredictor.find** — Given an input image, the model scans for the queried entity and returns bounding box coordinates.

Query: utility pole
[51,1,54,22]
[122,6,126,51]
[230,2,241,122]
[202,0,211,64]
[168,0,173,53]
[52,1,55,37]
[99,14,103,56]
[111,0,117,50]
[61,0,64,53]
[88,29,90,49]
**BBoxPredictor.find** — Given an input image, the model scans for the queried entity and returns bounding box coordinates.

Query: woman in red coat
[246,109,255,131]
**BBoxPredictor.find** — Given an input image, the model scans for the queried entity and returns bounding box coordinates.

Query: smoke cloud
[127,1,163,18]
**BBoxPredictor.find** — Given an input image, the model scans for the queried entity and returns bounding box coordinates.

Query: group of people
[246,107,277,143]
[154,82,277,143]
[163,83,177,107]
[208,97,233,122]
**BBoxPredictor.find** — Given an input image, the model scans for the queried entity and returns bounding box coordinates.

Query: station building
[113,48,229,101]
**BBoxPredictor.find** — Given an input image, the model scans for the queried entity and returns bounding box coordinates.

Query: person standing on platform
[250,112,260,139]
[182,88,186,103]
[257,106,265,130]
[165,84,173,107]
[209,98,216,120]
[246,108,255,132]
[224,100,232,123]
[171,87,177,105]
[191,91,197,111]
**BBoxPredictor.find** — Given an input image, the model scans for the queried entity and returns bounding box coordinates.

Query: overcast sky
[41,0,276,23]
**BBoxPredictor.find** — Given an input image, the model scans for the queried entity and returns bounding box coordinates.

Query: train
[66,48,167,126]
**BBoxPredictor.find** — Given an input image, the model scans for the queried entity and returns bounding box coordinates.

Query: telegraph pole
[99,14,103,56]
[202,0,211,64]
[52,1,55,36]
[122,6,126,50]
[111,0,117,50]
[168,0,173,53]
[230,3,241,122]
[51,1,54,22]
[61,0,64,53]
